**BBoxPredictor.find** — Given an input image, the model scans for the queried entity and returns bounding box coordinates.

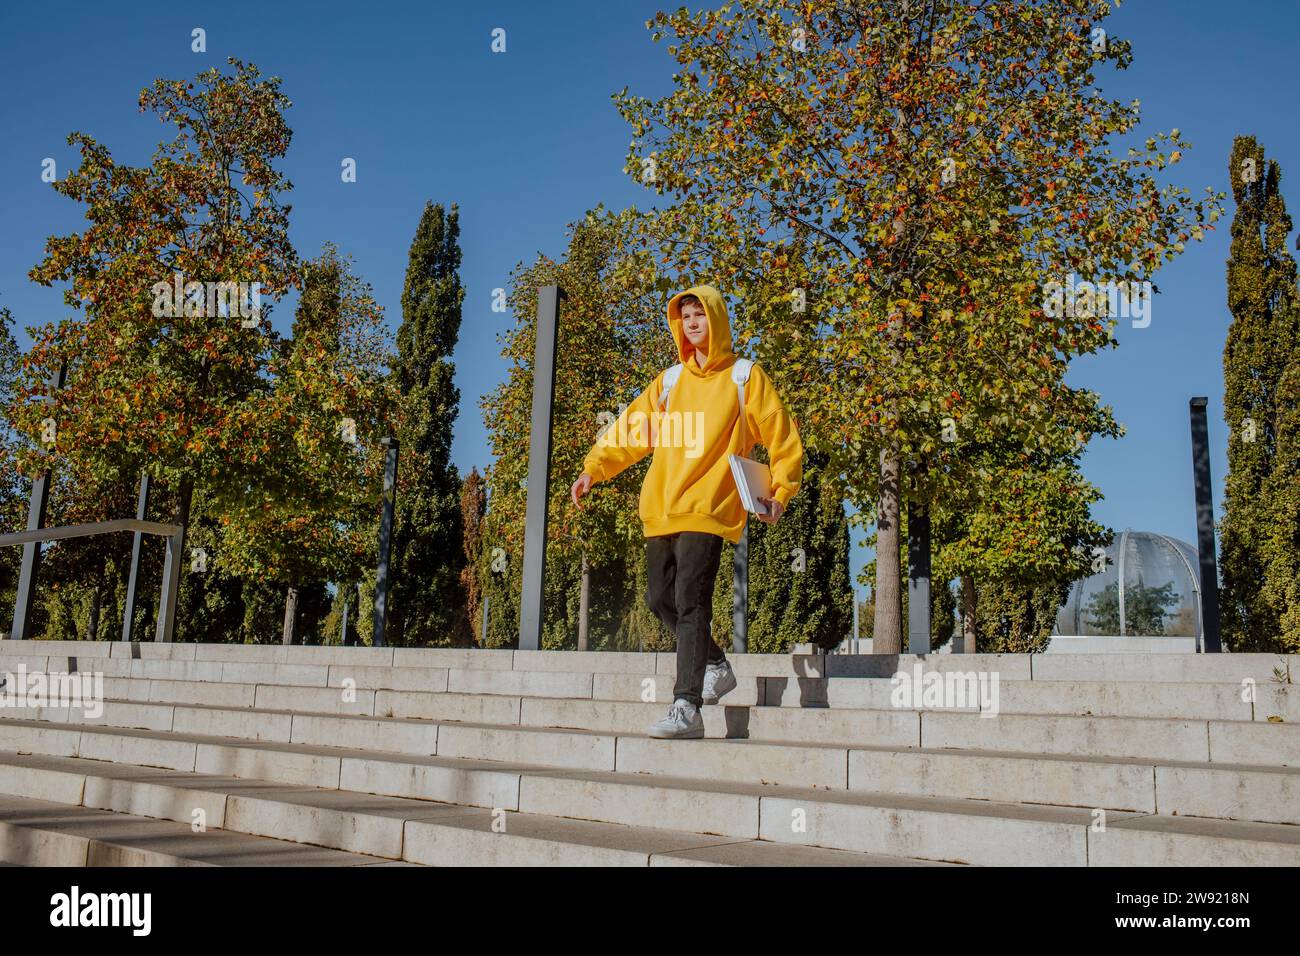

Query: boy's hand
[571,473,593,509]
[756,497,784,524]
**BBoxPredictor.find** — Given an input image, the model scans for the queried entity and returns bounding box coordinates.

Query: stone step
[1,704,1298,842]
[0,791,396,866]
[0,751,938,867]
[846,747,1300,825]
[8,652,1296,724]
[3,640,1294,685]
[7,681,1299,773]
[58,667,1297,723]
[0,734,1294,866]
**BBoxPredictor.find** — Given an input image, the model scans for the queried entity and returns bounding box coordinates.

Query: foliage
[1220,136,1300,652]
[616,0,1222,649]
[389,202,470,647]
[1084,578,1178,635]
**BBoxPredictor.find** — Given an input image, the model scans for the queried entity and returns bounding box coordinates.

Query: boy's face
[680,300,709,354]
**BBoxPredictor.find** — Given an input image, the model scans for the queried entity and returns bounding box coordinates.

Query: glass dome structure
[1054,530,1203,641]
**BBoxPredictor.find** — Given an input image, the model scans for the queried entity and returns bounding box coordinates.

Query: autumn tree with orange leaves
[617,0,1222,650]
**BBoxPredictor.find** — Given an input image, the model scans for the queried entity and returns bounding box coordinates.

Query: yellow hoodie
[581,285,803,545]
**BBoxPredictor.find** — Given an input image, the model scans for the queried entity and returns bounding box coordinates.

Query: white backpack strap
[658,363,684,412]
[731,359,753,451]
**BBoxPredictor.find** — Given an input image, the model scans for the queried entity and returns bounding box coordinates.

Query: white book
[728,454,773,516]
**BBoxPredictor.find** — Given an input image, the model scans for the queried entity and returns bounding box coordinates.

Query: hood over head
[666,284,735,376]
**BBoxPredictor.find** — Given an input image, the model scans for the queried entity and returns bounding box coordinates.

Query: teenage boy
[570,285,804,739]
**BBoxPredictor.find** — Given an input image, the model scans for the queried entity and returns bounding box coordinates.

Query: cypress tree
[389,202,469,646]
[1221,137,1300,652]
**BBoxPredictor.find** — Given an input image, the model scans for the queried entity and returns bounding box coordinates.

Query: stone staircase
[0,639,1295,866]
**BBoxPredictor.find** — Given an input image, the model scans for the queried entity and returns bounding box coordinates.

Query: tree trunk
[578,551,590,651]
[873,446,903,653]
[961,573,977,654]
[282,585,299,645]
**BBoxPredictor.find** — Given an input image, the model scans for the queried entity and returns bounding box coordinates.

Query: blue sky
[1,0,1297,595]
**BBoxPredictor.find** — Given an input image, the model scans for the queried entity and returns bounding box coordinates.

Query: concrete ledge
[757,792,1094,866]
[84,775,231,828]
[518,772,761,839]
[77,728,197,772]
[614,736,848,790]
[595,672,761,706]
[849,748,1157,813]
[435,724,617,771]
[174,705,293,743]
[1208,720,1300,767]
[400,811,740,867]
[0,760,88,805]
[228,663,331,688]
[393,648,514,670]
[1031,653,1298,683]
[253,684,374,716]
[450,668,594,699]
[291,713,438,756]
[1155,763,1300,826]
[194,742,341,789]
[921,711,1213,763]
[825,654,1033,680]
[1090,814,1300,866]
[0,640,113,658]
[130,659,224,682]
[375,689,520,724]
[109,642,198,661]
[1044,636,1197,653]
[339,754,520,809]
[1256,685,1299,722]
[329,664,449,694]
[515,650,658,675]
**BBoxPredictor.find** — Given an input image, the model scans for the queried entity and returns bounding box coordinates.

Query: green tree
[935,451,1113,652]
[1084,578,1177,636]
[1220,136,1300,652]
[616,0,1222,652]
[389,202,470,647]
[975,578,1067,652]
[0,306,26,632]
[18,59,300,595]
[216,245,398,644]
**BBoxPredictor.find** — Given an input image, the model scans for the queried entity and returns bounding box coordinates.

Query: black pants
[645,531,726,708]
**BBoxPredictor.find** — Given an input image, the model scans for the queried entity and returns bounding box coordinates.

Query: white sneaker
[701,661,737,705]
[647,698,704,739]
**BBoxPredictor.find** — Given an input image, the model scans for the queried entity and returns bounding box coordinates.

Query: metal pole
[154,526,182,642]
[519,285,564,650]
[732,521,749,653]
[1189,398,1223,653]
[907,503,931,655]
[577,551,590,651]
[852,592,859,654]
[340,584,350,647]
[373,437,400,647]
[121,472,151,641]
[480,594,489,646]
[11,361,66,641]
